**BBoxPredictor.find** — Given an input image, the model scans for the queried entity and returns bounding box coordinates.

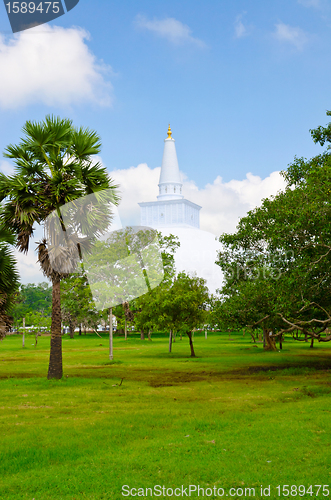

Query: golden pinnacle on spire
[167,124,172,139]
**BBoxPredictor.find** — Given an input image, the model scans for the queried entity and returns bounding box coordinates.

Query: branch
[247,315,270,329]
[311,247,331,266]
[297,301,331,320]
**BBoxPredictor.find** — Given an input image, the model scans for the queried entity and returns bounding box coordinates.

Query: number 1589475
[5,2,60,14]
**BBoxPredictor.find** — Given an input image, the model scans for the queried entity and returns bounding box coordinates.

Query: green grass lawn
[1,331,331,499]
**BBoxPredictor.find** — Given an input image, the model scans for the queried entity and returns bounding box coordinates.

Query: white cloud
[11,163,286,284]
[0,25,113,109]
[298,0,321,7]
[190,171,286,235]
[0,160,15,176]
[135,15,206,47]
[11,224,45,284]
[110,163,160,228]
[273,22,308,50]
[234,13,252,39]
[109,164,287,237]
[13,248,45,284]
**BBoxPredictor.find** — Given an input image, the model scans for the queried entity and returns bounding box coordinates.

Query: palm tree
[0,115,119,378]
[0,227,20,340]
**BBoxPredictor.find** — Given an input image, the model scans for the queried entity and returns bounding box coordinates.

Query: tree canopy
[215,112,331,348]
[0,115,119,378]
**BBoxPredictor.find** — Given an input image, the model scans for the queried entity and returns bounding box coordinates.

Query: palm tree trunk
[47,277,63,379]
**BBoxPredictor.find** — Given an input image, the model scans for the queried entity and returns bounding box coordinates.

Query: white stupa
[139,126,222,295]
[139,125,201,228]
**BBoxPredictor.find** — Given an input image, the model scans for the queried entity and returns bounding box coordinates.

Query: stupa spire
[157,125,183,201]
[139,126,201,229]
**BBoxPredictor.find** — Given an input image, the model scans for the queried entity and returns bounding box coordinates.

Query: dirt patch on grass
[150,373,207,387]
[0,373,43,379]
[148,362,331,386]
[243,361,331,374]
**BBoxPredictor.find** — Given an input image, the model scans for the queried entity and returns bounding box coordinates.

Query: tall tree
[61,271,100,338]
[0,115,119,378]
[136,273,209,357]
[134,232,180,338]
[12,282,52,327]
[159,273,209,357]
[215,111,331,347]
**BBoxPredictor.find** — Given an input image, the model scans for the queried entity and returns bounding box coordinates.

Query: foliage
[215,111,331,347]
[23,311,51,330]
[0,227,20,338]
[136,272,209,356]
[83,226,165,311]
[0,115,119,377]
[12,282,52,327]
[61,270,101,337]
[133,232,180,334]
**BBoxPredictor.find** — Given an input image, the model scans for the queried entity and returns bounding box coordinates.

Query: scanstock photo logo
[3,0,79,33]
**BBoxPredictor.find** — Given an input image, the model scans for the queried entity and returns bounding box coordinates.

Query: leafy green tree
[60,271,99,338]
[12,282,52,327]
[20,312,52,347]
[136,273,209,357]
[159,273,209,357]
[0,227,20,339]
[134,232,180,338]
[215,112,331,348]
[0,115,119,378]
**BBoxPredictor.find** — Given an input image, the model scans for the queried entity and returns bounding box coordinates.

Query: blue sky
[1,0,331,282]
[1,0,330,184]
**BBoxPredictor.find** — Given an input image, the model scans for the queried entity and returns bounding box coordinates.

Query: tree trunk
[279,335,283,350]
[140,330,145,340]
[22,317,25,348]
[69,320,74,339]
[125,318,127,340]
[79,323,82,336]
[187,331,196,357]
[168,329,172,353]
[264,329,277,351]
[310,337,314,348]
[47,277,63,379]
[109,307,113,360]
[263,329,266,348]
[249,329,257,343]
[148,329,152,341]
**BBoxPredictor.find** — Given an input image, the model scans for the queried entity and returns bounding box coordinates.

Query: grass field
[1,331,331,500]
